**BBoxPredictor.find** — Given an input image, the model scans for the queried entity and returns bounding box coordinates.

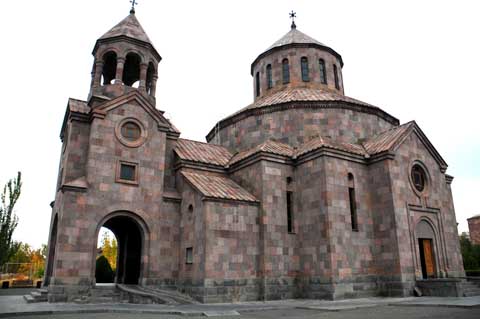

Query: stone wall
[214,105,395,153]
[252,47,344,100]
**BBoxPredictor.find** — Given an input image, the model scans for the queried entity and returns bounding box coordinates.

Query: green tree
[0,172,22,268]
[460,233,480,271]
[95,255,114,283]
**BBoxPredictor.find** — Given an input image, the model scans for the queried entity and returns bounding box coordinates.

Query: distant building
[468,215,480,245]
[44,10,465,303]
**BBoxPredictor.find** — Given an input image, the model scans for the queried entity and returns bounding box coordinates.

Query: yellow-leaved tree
[100,230,117,271]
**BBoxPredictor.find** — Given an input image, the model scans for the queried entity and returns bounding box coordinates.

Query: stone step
[37,288,48,295]
[23,295,35,303]
[464,290,480,297]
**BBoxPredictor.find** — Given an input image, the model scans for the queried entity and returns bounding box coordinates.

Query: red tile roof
[181,171,258,203]
[296,136,367,157]
[175,139,233,167]
[363,122,414,154]
[229,140,294,165]
[251,87,373,109]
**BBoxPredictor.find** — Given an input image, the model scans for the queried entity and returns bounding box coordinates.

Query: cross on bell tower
[130,0,138,14]
[289,10,297,29]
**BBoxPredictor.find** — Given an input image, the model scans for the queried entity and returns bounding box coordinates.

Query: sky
[0,0,479,249]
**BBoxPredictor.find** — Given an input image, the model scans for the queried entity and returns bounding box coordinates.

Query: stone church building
[44,10,465,303]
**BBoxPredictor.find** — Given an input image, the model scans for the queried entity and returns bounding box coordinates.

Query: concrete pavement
[0,295,479,318]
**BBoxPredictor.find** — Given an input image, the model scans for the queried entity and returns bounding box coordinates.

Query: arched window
[282,59,290,84]
[348,173,358,231]
[102,51,117,85]
[334,64,340,89]
[319,59,327,84]
[255,72,260,97]
[122,53,141,87]
[301,57,309,82]
[146,62,155,95]
[266,64,273,89]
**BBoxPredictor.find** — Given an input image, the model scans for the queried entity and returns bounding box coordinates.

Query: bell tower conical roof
[99,13,153,44]
[93,12,161,61]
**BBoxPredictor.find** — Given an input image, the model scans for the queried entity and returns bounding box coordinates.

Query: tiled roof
[68,98,90,114]
[175,139,233,166]
[227,88,376,121]
[296,136,367,157]
[181,171,258,203]
[229,140,294,165]
[363,122,414,154]
[100,13,153,45]
[266,27,325,51]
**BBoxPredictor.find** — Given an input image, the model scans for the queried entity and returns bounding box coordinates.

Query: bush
[95,255,114,283]
[466,270,480,277]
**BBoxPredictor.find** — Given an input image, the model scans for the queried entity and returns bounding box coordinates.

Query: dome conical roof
[266,27,325,51]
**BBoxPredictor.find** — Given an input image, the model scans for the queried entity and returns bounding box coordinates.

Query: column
[150,75,158,97]
[114,57,125,84]
[139,63,148,92]
[92,61,104,88]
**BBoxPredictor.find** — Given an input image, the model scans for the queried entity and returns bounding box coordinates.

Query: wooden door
[422,239,435,278]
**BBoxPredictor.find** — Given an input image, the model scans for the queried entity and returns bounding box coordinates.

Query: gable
[95,91,179,135]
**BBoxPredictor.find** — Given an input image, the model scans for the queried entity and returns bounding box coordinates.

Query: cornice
[206,100,399,142]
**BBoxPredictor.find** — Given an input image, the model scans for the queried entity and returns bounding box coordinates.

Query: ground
[0,306,479,319]
[1,289,479,319]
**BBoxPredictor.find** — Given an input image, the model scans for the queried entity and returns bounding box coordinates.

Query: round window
[411,164,427,192]
[121,122,141,142]
[115,118,147,148]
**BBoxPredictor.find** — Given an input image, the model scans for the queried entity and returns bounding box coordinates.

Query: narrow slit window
[266,64,273,89]
[282,59,290,84]
[348,173,358,231]
[301,57,309,82]
[319,59,327,84]
[334,64,340,89]
[186,247,193,264]
[255,72,260,97]
[287,191,294,233]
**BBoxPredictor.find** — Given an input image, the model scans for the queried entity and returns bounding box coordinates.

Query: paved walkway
[0,295,479,317]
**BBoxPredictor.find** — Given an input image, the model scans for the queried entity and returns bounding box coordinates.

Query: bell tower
[89,9,161,106]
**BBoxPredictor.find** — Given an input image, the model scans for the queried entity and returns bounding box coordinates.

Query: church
[44,8,465,303]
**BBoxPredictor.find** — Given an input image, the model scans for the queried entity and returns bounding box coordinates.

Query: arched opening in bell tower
[122,52,141,87]
[94,212,145,285]
[101,51,117,85]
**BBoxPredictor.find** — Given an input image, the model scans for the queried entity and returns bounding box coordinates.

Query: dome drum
[252,46,344,100]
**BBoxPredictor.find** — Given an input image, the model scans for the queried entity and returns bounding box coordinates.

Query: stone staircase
[23,288,48,303]
[117,284,198,304]
[461,280,480,297]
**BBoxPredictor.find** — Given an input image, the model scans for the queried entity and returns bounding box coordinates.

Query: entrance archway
[96,213,145,285]
[44,214,58,286]
[416,220,437,279]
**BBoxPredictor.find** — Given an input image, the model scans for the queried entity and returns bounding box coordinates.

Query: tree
[0,172,22,268]
[100,230,117,271]
[459,233,480,272]
[95,255,114,283]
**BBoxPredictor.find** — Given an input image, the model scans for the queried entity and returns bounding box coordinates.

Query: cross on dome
[289,10,297,29]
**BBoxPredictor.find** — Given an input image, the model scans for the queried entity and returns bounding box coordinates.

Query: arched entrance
[416,220,437,279]
[44,214,58,286]
[96,213,145,285]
